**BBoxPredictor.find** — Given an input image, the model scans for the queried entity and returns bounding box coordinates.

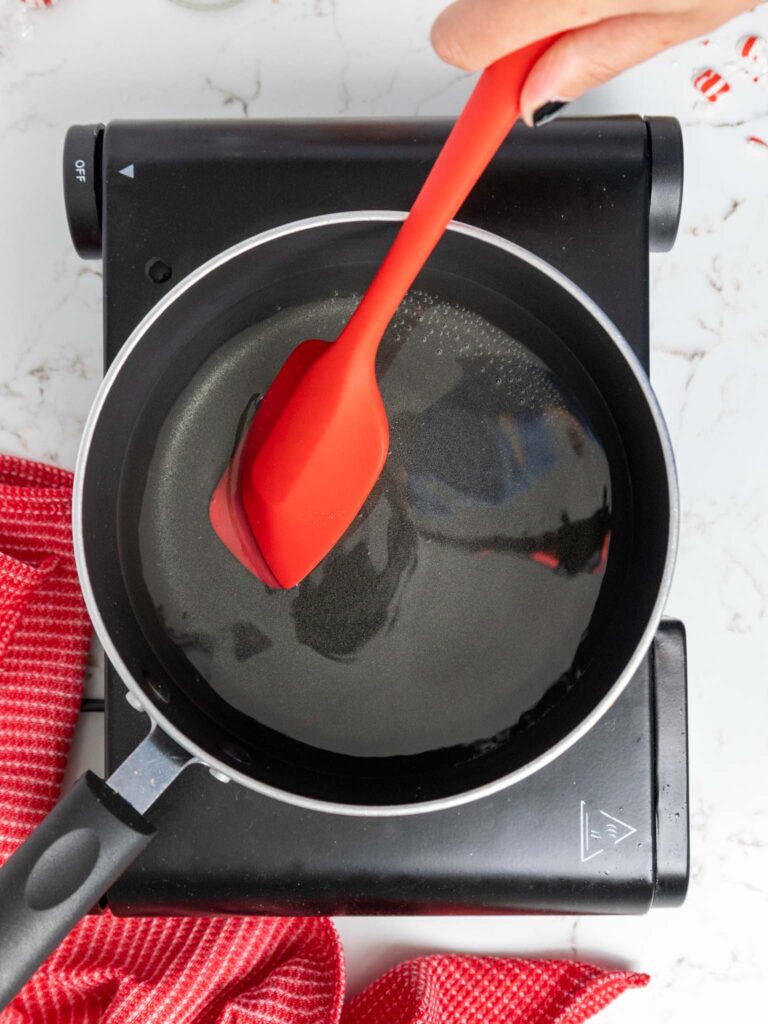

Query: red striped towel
[0,453,648,1022]
[0,455,90,862]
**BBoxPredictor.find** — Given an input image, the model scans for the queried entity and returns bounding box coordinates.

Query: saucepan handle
[0,771,155,1010]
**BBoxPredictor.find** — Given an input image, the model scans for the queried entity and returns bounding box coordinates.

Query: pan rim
[73,210,679,817]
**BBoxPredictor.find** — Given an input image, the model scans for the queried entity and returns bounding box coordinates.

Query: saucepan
[0,212,677,1006]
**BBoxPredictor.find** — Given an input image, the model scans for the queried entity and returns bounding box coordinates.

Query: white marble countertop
[1,0,767,1019]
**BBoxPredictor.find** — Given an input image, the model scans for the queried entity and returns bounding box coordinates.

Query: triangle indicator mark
[599,809,637,846]
[580,801,637,862]
[119,164,135,179]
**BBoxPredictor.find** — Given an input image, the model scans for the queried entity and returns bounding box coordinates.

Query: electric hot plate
[64,116,689,915]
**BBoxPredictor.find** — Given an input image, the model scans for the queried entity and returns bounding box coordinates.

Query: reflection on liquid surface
[137,290,618,757]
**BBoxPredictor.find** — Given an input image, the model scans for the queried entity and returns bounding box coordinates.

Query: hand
[431,0,755,125]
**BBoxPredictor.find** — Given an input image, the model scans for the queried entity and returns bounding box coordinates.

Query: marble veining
[1,0,767,1019]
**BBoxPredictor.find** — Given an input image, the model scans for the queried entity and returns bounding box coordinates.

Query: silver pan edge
[73,211,679,818]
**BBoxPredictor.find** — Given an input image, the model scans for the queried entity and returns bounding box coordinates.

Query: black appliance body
[79,117,689,917]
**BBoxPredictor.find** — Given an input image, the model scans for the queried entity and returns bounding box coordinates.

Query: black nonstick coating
[80,217,674,806]
[138,287,616,758]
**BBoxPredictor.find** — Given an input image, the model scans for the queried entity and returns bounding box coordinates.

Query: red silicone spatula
[211,36,557,588]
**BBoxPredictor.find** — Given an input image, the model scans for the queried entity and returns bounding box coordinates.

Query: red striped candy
[738,34,767,77]
[692,68,731,103]
[739,35,763,60]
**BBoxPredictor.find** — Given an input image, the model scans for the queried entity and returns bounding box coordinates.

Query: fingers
[430,0,674,71]
[431,0,599,70]
[431,0,755,126]
[517,12,706,124]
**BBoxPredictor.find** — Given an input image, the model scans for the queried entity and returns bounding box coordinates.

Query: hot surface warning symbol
[580,800,637,862]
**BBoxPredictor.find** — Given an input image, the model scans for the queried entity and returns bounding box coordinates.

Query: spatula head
[211,337,389,589]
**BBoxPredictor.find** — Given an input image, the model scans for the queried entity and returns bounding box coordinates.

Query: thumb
[519,12,700,126]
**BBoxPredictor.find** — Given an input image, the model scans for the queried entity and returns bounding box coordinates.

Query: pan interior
[129,266,630,761]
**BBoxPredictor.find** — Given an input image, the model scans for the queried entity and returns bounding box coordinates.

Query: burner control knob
[63,124,104,259]
[647,117,684,253]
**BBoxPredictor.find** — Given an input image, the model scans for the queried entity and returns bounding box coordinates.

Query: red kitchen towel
[0,453,648,1023]
[0,455,91,862]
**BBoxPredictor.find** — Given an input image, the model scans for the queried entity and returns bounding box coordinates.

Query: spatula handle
[340,35,559,355]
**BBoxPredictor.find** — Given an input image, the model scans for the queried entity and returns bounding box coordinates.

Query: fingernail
[532,99,569,127]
